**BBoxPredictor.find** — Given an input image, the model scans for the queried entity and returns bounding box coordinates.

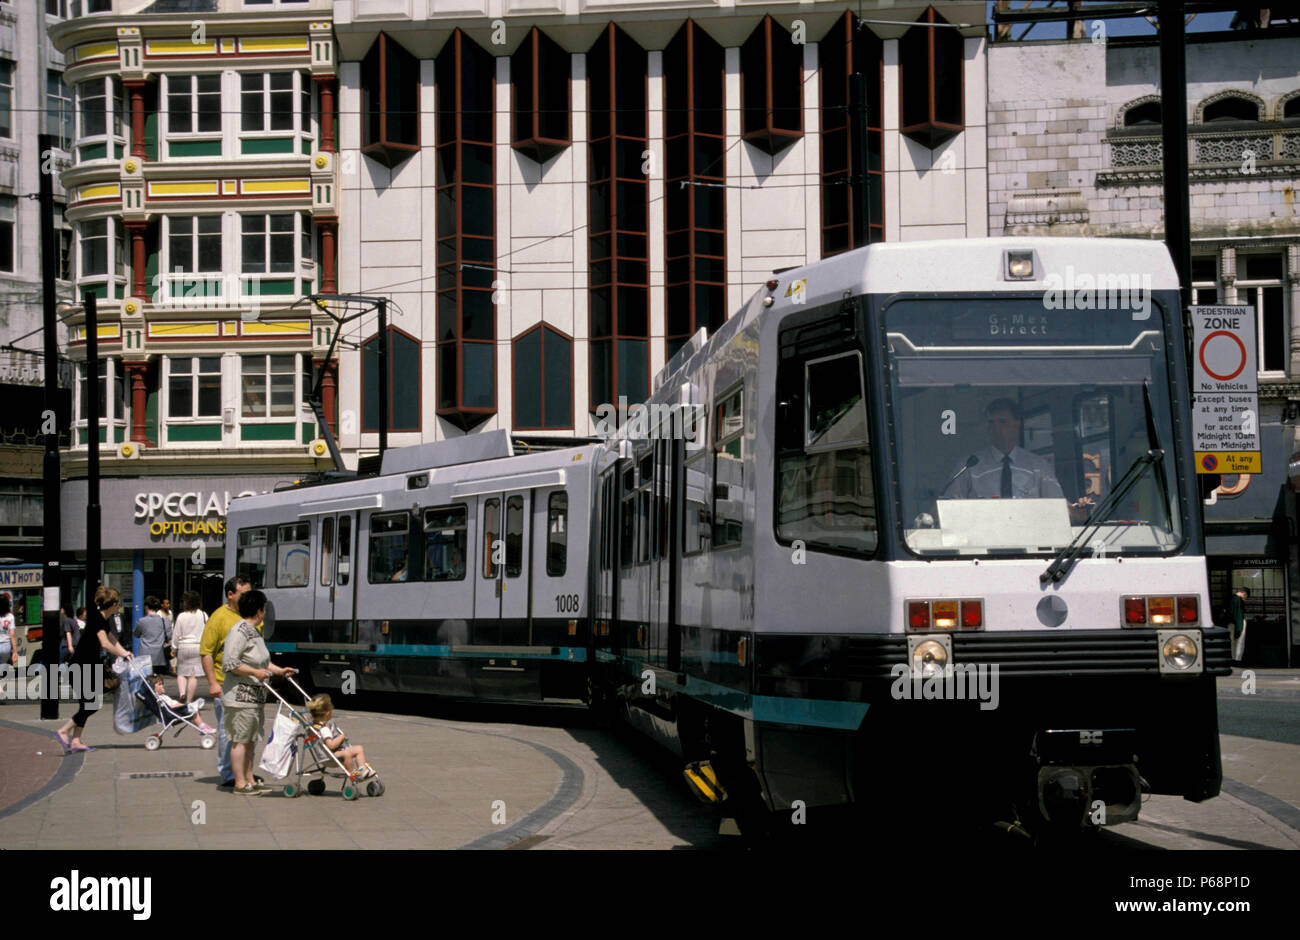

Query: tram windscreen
[885,297,1183,557]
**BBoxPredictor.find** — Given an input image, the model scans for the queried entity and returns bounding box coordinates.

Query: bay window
[167,215,222,273]
[167,356,221,420]
[241,354,300,420]
[75,357,127,445]
[240,70,312,153]
[168,74,221,134]
[240,212,313,299]
[76,76,124,160]
[78,218,125,299]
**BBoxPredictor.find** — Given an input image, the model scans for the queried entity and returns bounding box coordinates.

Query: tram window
[368,512,411,583]
[637,489,650,563]
[483,497,500,578]
[237,526,271,588]
[505,495,524,578]
[683,450,710,555]
[776,350,876,555]
[320,516,334,587]
[547,491,568,577]
[337,515,351,586]
[713,386,744,548]
[276,522,311,588]
[620,491,635,567]
[423,505,467,581]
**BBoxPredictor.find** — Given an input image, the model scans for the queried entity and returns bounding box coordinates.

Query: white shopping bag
[258,703,300,778]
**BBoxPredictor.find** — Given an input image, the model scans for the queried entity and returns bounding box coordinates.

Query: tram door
[473,492,532,644]
[313,512,357,641]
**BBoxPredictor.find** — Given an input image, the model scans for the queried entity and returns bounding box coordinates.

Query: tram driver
[941,398,1093,524]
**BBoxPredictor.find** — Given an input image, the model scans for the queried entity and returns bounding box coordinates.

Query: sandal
[70,744,95,752]
[54,730,72,753]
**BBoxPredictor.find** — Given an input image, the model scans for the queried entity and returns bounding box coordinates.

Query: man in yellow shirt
[201,576,250,788]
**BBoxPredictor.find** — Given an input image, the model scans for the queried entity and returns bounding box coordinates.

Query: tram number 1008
[555,594,581,613]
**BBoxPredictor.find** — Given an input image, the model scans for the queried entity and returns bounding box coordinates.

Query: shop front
[61,475,291,626]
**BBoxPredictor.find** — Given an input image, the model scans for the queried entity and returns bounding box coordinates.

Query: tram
[228,237,1229,835]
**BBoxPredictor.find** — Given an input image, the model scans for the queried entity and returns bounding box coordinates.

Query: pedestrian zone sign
[1190,305,1261,474]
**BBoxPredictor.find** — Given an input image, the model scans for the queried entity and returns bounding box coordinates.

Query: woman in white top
[0,594,16,697]
[170,591,207,704]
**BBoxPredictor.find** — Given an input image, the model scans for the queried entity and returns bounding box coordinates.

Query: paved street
[1,670,1297,850]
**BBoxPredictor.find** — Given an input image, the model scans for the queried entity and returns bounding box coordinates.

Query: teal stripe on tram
[266,642,587,663]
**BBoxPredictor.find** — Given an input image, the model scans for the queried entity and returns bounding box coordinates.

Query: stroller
[121,659,217,750]
[260,675,385,800]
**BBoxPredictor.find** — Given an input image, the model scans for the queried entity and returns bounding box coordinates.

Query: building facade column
[318,217,338,294]
[313,356,338,435]
[125,221,147,298]
[125,81,147,159]
[124,361,148,445]
[314,75,337,153]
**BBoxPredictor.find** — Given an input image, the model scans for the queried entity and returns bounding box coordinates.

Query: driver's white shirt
[943,445,1065,499]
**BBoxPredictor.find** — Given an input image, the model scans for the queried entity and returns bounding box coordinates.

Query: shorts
[223,705,264,744]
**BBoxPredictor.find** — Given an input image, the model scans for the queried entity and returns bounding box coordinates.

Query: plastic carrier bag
[113,658,155,735]
[258,703,299,778]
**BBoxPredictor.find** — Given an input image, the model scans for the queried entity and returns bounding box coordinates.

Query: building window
[77,76,124,158]
[1285,97,1300,120]
[363,326,420,433]
[740,16,802,155]
[664,20,726,363]
[74,357,126,443]
[55,204,73,281]
[167,216,222,273]
[1191,254,1217,305]
[512,324,572,430]
[0,61,11,139]
[436,29,496,430]
[46,0,68,16]
[1202,94,1260,123]
[167,356,221,419]
[588,24,649,410]
[0,484,43,541]
[899,6,964,149]
[1237,253,1288,375]
[361,32,419,168]
[240,70,311,137]
[511,27,570,164]
[1123,100,1161,127]
[166,74,221,135]
[47,71,73,151]
[78,218,124,297]
[821,12,884,256]
[0,196,13,273]
[241,354,298,419]
[241,213,296,273]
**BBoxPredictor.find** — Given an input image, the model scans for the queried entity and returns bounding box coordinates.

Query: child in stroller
[139,675,218,747]
[307,694,375,778]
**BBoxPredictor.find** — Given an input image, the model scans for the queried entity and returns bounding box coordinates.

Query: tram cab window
[237,526,271,588]
[276,522,311,588]
[369,512,412,583]
[776,351,876,554]
[713,386,744,548]
[424,505,467,581]
[547,491,568,576]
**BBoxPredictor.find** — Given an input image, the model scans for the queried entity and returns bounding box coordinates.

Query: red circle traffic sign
[1202,454,1218,471]
[1199,330,1247,382]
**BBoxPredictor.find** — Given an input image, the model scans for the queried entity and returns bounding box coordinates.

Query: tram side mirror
[1199,474,1221,502]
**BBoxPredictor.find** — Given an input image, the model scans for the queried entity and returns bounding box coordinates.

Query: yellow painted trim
[147,322,219,336]
[77,325,121,340]
[78,183,120,200]
[148,181,220,196]
[237,37,309,53]
[241,179,310,194]
[223,321,238,335]
[243,321,309,335]
[146,39,217,55]
[220,38,235,53]
[222,181,237,194]
[76,42,118,61]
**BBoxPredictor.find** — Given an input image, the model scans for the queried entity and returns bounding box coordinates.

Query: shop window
[361,32,419,168]
[167,356,221,419]
[820,11,884,256]
[0,196,13,273]
[167,74,221,135]
[547,491,567,577]
[511,27,570,164]
[47,70,73,151]
[713,386,744,548]
[436,30,496,431]
[1123,100,1161,127]
[899,6,964,149]
[423,505,467,581]
[241,354,297,419]
[512,324,572,430]
[237,526,271,588]
[740,16,802,155]
[362,326,420,433]
[368,512,411,583]
[275,522,310,588]
[589,24,649,410]
[1202,94,1260,123]
[664,21,726,362]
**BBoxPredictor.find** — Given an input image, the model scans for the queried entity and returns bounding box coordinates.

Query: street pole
[850,72,871,247]
[377,297,388,457]
[85,292,100,604]
[38,132,60,720]
[1158,0,1192,315]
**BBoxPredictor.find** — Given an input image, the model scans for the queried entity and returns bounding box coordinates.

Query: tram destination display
[1190,305,1262,474]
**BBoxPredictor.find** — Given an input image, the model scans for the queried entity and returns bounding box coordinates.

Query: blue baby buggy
[115,658,216,750]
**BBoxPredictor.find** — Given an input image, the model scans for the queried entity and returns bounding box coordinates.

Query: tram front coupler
[1032,729,1144,828]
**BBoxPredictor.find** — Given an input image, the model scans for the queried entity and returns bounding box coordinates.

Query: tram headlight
[1158,630,1203,674]
[1005,249,1035,280]
[908,636,951,678]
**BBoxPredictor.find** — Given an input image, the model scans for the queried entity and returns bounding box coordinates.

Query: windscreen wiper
[1041,382,1166,584]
